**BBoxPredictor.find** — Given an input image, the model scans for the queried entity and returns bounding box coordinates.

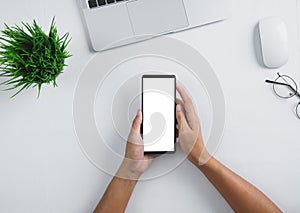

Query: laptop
[79,0,229,51]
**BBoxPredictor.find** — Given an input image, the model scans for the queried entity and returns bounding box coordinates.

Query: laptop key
[97,0,106,6]
[107,0,115,4]
[88,0,97,8]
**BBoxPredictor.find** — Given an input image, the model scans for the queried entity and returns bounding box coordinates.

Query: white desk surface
[1,0,300,212]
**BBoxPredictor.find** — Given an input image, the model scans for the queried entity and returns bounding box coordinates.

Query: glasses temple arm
[265,80,289,86]
[265,79,298,94]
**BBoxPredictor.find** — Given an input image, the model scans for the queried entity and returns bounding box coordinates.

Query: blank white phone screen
[143,76,175,152]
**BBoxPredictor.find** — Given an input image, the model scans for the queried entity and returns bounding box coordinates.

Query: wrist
[117,161,142,181]
[188,139,212,166]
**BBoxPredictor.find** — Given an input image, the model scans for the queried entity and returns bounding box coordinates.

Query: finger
[184,103,198,130]
[176,86,198,127]
[176,104,189,130]
[145,154,160,160]
[176,83,192,104]
[176,85,198,130]
[176,98,186,115]
[131,110,142,132]
[176,98,184,106]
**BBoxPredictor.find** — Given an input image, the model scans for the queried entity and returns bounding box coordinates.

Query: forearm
[194,157,281,213]
[94,165,139,213]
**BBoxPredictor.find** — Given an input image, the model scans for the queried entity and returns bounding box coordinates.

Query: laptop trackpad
[127,0,188,37]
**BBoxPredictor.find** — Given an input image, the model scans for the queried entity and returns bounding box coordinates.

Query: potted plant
[0,18,71,98]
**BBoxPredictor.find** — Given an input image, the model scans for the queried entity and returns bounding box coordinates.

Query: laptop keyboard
[88,0,128,9]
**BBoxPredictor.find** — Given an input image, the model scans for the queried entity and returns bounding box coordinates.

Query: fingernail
[176,104,181,112]
[137,110,142,118]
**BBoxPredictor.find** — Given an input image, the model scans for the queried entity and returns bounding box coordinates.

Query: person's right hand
[176,84,211,165]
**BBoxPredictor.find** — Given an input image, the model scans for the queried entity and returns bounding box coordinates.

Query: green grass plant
[0,18,71,98]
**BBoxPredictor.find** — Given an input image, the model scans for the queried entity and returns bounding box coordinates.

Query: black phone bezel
[141,74,176,155]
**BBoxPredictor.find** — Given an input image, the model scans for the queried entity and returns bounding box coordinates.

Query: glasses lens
[297,103,300,119]
[273,75,298,98]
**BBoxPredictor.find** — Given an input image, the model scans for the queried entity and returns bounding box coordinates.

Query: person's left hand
[117,110,155,180]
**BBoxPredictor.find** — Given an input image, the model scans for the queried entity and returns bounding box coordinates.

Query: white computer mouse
[258,17,289,68]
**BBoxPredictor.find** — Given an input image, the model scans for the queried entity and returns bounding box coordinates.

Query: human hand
[176,84,211,165]
[117,110,155,180]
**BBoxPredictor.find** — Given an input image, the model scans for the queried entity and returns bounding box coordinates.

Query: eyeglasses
[265,73,300,119]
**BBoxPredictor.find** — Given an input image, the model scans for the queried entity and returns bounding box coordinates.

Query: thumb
[132,110,142,133]
[176,104,188,130]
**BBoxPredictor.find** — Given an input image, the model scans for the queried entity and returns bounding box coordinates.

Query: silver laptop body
[79,0,229,51]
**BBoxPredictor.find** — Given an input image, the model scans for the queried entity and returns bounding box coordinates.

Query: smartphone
[142,75,176,154]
